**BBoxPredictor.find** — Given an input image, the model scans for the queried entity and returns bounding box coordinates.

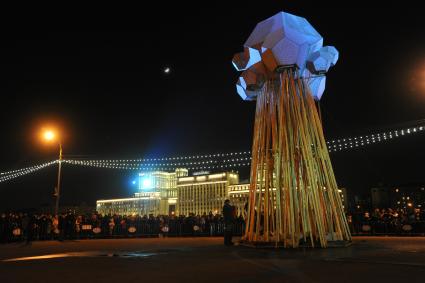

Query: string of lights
[327,125,424,152]
[0,161,58,183]
[63,156,252,166]
[63,159,251,171]
[64,124,425,167]
[67,151,253,163]
[0,162,57,176]
[1,123,424,180]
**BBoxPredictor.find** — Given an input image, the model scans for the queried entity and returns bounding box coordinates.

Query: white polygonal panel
[249,12,323,70]
[233,11,338,101]
[321,46,339,66]
[306,46,339,74]
[307,75,326,101]
[271,37,299,66]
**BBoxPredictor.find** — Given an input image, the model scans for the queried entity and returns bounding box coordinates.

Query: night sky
[1,1,425,210]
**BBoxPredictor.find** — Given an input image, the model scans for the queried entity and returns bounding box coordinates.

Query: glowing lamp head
[43,131,55,141]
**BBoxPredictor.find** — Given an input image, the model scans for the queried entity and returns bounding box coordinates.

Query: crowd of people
[347,207,425,234]
[2,206,425,243]
[0,210,245,243]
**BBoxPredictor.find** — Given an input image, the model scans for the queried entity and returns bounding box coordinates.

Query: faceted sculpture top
[232,11,339,101]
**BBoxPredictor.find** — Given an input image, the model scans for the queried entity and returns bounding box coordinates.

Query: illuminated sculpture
[233,12,351,247]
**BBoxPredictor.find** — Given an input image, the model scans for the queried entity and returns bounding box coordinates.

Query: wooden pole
[244,67,351,247]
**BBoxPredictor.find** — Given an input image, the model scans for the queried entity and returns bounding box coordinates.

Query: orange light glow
[43,130,55,141]
[40,127,60,143]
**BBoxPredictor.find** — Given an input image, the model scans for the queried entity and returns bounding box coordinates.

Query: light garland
[0,161,58,183]
[81,151,253,163]
[63,159,251,171]
[1,124,424,181]
[327,125,424,152]
[0,161,57,176]
[63,124,424,169]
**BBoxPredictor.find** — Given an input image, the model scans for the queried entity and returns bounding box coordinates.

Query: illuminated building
[135,169,188,214]
[228,183,250,216]
[177,172,239,216]
[97,169,243,216]
[96,168,188,215]
[96,197,160,216]
[96,169,348,218]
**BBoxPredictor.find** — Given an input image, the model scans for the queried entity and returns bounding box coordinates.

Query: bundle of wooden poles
[243,68,351,248]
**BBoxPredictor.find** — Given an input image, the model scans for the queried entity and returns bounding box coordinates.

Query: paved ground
[0,236,424,283]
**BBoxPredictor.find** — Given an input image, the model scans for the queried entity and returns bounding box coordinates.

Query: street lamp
[42,129,63,216]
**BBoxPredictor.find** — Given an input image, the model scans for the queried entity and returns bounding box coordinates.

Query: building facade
[177,172,239,216]
[96,169,242,216]
[96,168,348,217]
[96,196,160,216]
[228,183,250,216]
[96,168,187,216]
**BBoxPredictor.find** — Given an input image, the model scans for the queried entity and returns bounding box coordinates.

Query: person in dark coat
[26,214,36,245]
[65,211,75,239]
[222,199,235,246]
[0,213,7,243]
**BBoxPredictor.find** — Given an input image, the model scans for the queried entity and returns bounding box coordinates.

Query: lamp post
[42,129,63,216]
[55,143,63,216]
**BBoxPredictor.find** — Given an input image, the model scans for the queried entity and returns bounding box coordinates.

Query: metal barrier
[76,221,246,239]
[350,221,425,236]
[1,221,245,243]
[4,220,425,243]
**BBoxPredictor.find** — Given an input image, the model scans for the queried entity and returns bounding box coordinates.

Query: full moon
[164,67,171,74]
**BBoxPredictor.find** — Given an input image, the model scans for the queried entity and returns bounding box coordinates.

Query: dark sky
[1,1,425,210]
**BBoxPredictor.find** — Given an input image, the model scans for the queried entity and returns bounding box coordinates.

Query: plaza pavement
[0,236,424,283]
